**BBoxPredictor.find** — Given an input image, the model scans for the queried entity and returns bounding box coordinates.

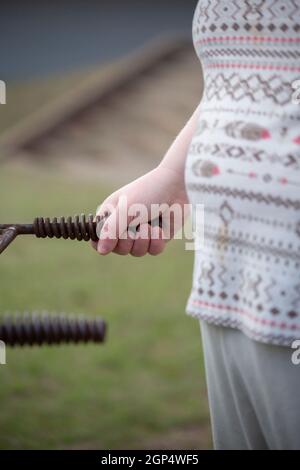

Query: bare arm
[159,103,201,179]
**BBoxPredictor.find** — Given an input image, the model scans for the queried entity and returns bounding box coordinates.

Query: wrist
[155,163,188,205]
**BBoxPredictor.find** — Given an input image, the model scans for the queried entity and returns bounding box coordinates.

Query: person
[92,1,300,449]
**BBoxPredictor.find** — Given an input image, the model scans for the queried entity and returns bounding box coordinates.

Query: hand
[92,165,188,257]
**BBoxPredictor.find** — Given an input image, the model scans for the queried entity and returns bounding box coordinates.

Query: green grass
[0,167,210,449]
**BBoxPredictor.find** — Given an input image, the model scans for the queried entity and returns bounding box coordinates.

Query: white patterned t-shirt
[185,0,300,346]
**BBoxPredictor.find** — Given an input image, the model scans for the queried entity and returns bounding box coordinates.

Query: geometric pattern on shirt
[187,183,300,210]
[188,142,300,169]
[194,261,299,319]
[191,160,300,188]
[205,73,293,105]
[201,47,300,60]
[194,0,300,24]
[204,200,298,233]
[204,227,300,263]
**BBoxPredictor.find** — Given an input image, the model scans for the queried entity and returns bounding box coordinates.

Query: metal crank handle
[0,312,106,347]
[0,213,162,254]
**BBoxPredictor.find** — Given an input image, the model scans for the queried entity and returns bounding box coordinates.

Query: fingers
[94,221,166,257]
[113,235,134,256]
[91,196,117,252]
[130,223,151,257]
[148,226,166,256]
[97,208,121,255]
[129,224,165,257]
[92,194,167,257]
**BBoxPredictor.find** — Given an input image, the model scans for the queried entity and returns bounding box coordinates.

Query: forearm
[159,104,200,179]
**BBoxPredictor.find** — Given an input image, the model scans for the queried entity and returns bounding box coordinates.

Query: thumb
[96,196,132,255]
[90,195,117,252]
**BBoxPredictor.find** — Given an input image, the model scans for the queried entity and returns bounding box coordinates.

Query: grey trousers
[200,320,300,450]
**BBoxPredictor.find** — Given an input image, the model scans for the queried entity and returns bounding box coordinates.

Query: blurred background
[0,0,210,449]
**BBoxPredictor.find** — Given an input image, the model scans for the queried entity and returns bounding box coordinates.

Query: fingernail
[98,243,109,255]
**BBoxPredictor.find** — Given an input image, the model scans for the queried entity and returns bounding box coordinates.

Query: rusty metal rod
[0,312,106,347]
[0,224,38,234]
[0,213,106,254]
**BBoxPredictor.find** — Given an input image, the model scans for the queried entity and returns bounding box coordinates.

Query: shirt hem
[186,303,297,348]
